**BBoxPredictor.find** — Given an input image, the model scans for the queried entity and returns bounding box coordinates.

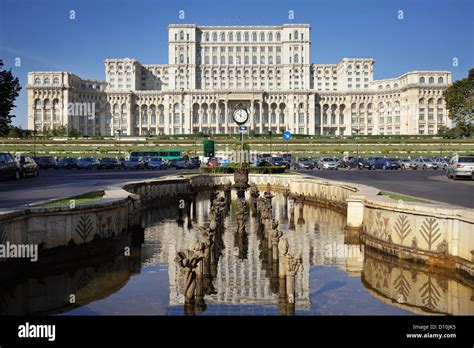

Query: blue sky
[1,0,473,128]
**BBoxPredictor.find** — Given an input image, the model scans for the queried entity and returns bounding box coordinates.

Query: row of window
[199,55,284,65]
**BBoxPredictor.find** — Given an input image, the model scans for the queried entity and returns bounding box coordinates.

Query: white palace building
[27,24,452,136]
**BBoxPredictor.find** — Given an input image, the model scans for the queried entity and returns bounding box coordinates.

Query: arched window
[260,32,265,41]
[268,56,273,64]
[252,56,257,64]
[220,56,225,65]
[220,32,225,41]
[44,77,50,85]
[386,84,390,89]
[205,32,210,41]
[276,32,281,41]
[236,32,241,42]
[236,56,241,65]
[252,32,257,42]
[419,77,425,84]
[429,77,434,84]
[204,56,210,64]
[179,31,184,40]
[294,54,299,63]
[394,83,399,88]
[244,56,249,64]
[212,32,218,41]
[53,77,60,85]
[419,98,425,105]
[294,30,299,40]
[437,98,444,105]
[276,56,281,64]
[438,77,444,83]
[34,77,41,84]
[179,54,184,64]
[268,32,273,42]
[244,32,249,42]
[212,56,217,65]
[378,85,383,90]
[260,55,265,64]
[229,56,234,64]
[228,32,233,42]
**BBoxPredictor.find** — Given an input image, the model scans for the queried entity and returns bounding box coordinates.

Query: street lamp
[268,130,273,156]
[33,128,37,157]
[354,127,360,156]
[116,129,122,158]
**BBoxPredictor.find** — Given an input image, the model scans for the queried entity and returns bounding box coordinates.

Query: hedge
[200,166,286,174]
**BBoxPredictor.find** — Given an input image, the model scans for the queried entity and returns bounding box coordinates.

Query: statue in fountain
[174,249,203,304]
[296,194,306,225]
[278,237,289,277]
[263,183,274,210]
[270,219,283,260]
[285,252,302,304]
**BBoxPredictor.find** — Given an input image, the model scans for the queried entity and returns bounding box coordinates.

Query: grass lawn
[378,191,432,204]
[42,191,104,206]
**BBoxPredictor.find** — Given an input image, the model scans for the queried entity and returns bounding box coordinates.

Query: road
[296,169,474,208]
[0,168,472,211]
[0,169,191,211]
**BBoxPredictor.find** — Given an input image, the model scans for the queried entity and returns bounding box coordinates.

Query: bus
[129,149,182,160]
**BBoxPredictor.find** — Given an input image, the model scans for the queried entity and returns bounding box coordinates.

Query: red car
[207,158,220,167]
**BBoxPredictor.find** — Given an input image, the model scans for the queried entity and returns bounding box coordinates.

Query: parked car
[259,153,272,160]
[446,155,474,180]
[372,158,401,170]
[77,157,100,170]
[399,158,415,170]
[34,156,58,170]
[147,157,167,170]
[189,157,201,169]
[18,155,39,178]
[348,157,373,170]
[220,158,230,167]
[123,157,145,170]
[317,157,340,170]
[254,158,273,167]
[98,157,121,170]
[282,153,292,163]
[433,158,448,170]
[57,157,78,169]
[413,158,438,170]
[0,152,21,180]
[175,158,195,169]
[270,156,289,168]
[292,157,315,170]
[207,158,220,167]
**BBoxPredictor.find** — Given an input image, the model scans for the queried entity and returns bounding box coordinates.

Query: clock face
[233,108,249,124]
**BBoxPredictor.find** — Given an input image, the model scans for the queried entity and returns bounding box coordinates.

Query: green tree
[0,60,22,136]
[7,126,21,138]
[443,68,474,136]
[68,127,81,138]
[52,125,68,136]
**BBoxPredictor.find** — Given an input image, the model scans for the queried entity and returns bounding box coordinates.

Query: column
[224,100,229,134]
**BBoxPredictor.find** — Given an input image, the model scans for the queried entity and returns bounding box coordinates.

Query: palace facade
[27,24,452,136]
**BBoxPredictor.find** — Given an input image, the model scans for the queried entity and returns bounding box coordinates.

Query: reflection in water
[0,190,473,316]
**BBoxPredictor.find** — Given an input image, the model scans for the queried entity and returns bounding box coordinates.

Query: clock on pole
[232,104,249,125]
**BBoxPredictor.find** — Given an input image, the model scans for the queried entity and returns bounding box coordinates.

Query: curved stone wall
[1,173,472,279]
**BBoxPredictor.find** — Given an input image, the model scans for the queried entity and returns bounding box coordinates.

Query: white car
[446,155,474,180]
[413,158,438,170]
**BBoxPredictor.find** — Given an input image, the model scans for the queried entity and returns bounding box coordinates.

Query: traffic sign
[239,126,248,133]
[283,131,292,141]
